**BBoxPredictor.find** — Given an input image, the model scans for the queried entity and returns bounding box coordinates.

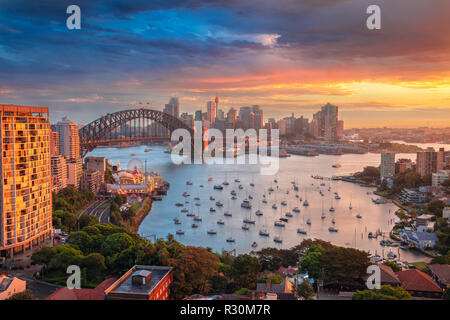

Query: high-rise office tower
[163,97,180,118]
[207,101,216,124]
[50,131,59,155]
[215,95,219,118]
[0,105,52,258]
[252,105,263,130]
[55,117,80,160]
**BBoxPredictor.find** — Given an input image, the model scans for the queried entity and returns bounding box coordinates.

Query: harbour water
[88,145,432,262]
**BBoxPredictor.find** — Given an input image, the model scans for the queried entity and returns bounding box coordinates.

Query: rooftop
[46,278,117,300]
[428,264,450,286]
[105,265,173,296]
[404,231,438,241]
[396,269,442,293]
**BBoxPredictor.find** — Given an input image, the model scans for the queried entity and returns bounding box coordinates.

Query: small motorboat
[285,212,293,218]
[356,214,362,219]
[210,207,216,212]
[176,230,184,235]
[238,184,243,190]
[194,197,200,200]
[387,251,397,259]
[226,237,235,243]
[210,196,215,201]
[243,218,256,224]
[208,177,213,181]
[335,195,341,200]
[174,219,182,225]
[241,225,249,231]
[195,203,201,206]
[217,219,225,225]
[306,219,311,225]
[280,217,289,223]
[186,212,195,217]
[328,226,338,232]
[303,200,309,207]
[145,148,152,152]
[224,211,232,217]
[268,187,274,192]
[274,221,285,227]
[175,202,184,207]
[214,185,223,190]
[230,190,237,196]
[216,201,223,207]
[272,204,278,209]
[259,230,269,237]
[368,232,373,238]
[274,237,282,243]
[331,218,335,224]
[241,200,252,209]
[252,242,258,248]
[329,207,335,212]
[193,216,202,221]
[255,210,263,216]
[182,192,190,197]
[231,196,237,200]
[234,178,240,183]
[191,223,198,228]
[223,181,230,186]
[293,207,301,213]
[281,201,287,206]
[262,199,268,204]
[297,228,307,235]
[248,195,253,200]
[181,208,188,213]
[186,181,193,185]
[250,183,255,187]
[207,229,217,235]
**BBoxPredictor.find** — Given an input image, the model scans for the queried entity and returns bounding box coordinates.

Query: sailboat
[259,216,270,237]
[321,201,326,219]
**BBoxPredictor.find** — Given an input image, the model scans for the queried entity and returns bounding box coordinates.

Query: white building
[0,275,26,300]
[432,170,449,187]
[55,116,80,160]
[380,152,396,180]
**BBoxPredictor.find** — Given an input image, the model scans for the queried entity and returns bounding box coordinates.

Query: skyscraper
[380,152,396,180]
[163,97,180,118]
[207,100,216,124]
[416,147,445,176]
[1,105,52,258]
[321,103,338,141]
[55,117,80,160]
[252,105,263,130]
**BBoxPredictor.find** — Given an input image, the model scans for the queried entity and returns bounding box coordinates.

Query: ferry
[207,229,217,235]
[255,210,263,216]
[241,200,252,209]
[293,207,301,213]
[274,221,285,227]
[328,227,339,232]
[176,230,184,235]
[297,228,307,235]
[217,219,225,225]
[214,185,223,190]
[273,237,282,243]
[226,237,235,243]
[216,201,223,207]
[259,230,270,237]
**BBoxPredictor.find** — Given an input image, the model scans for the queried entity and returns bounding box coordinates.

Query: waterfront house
[428,264,450,289]
[396,269,442,298]
[401,231,438,249]
[415,214,435,232]
[398,188,428,204]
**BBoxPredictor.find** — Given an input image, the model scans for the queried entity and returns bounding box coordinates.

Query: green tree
[297,281,314,300]
[231,254,261,289]
[48,245,83,270]
[81,253,106,281]
[427,200,445,217]
[67,231,93,254]
[101,233,135,257]
[31,247,57,272]
[353,285,412,300]
[383,260,401,272]
[78,215,99,229]
[299,244,324,280]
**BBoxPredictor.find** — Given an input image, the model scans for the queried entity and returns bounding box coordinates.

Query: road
[80,200,111,223]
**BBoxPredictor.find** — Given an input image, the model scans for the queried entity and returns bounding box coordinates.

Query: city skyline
[1,1,449,128]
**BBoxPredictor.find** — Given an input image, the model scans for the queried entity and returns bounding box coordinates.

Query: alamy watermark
[170,121,279,175]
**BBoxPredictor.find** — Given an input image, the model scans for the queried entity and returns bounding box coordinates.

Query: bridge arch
[79,108,194,157]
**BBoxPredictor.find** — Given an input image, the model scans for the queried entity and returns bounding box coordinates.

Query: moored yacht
[226,237,235,243]
[241,199,252,209]
[259,230,270,237]
[273,237,282,243]
[274,220,285,227]
[176,230,184,235]
[216,201,223,207]
[297,228,307,235]
[214,185,223,190]
[293,207,301,213]
[224,211,232,217]
[217,219,225,225]
[328,226,338,232]
[207,229,217,235]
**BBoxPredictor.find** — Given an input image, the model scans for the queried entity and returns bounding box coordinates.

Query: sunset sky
[1,0,449,128]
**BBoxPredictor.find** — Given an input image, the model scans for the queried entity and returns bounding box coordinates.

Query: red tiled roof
[428,264,450,285]
[396,269,442,293]
[377,264,401,284]
[46,278,117,300]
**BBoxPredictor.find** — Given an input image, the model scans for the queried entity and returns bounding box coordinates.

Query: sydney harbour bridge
[78,108,194,157]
